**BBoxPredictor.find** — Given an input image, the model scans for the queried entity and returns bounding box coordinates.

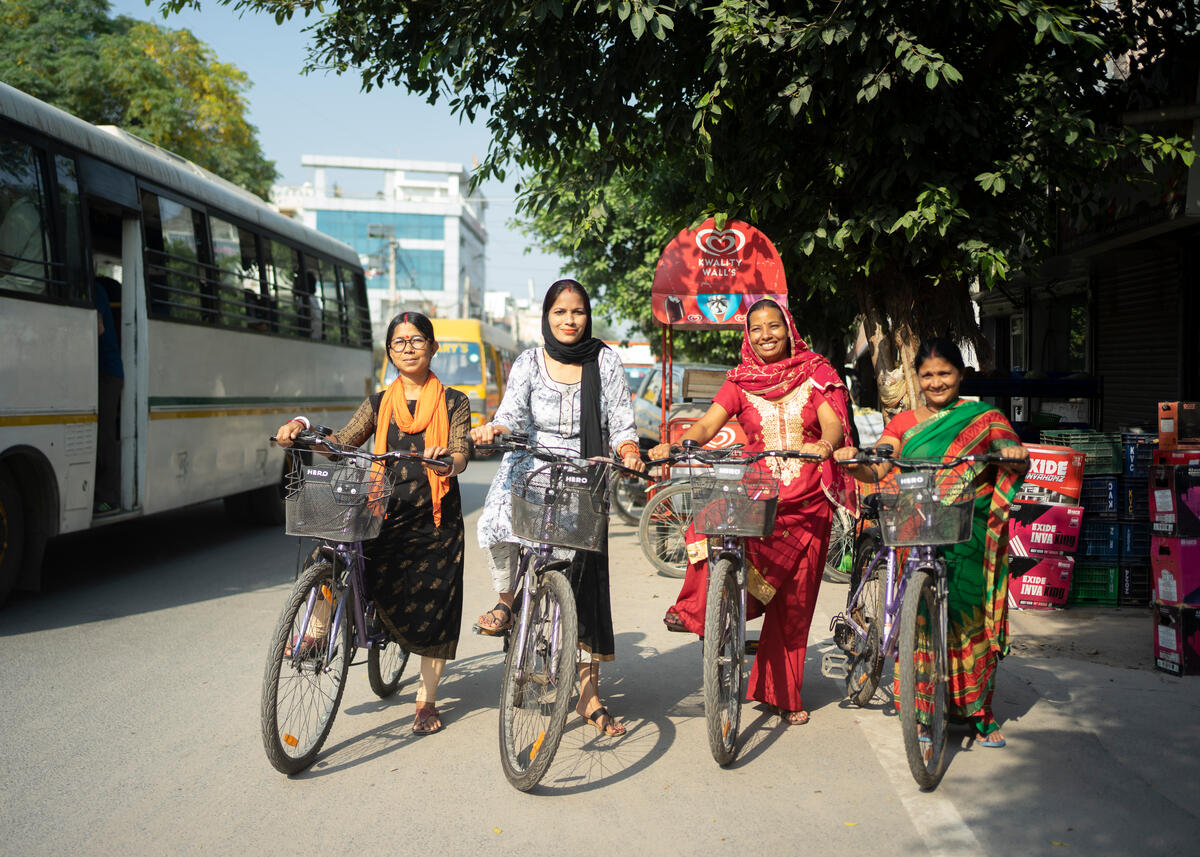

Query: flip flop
[582,706,627,737]
[663,611,688,633]
[473,602,513,636]
[978,735,1007,748]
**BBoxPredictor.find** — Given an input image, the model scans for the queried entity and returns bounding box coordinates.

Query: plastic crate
[1119,522,1150,559]
[1121,434,1158,478]
[1068,563,1119,606]
[1042,430,1122,475]
[1119,565,1151,607]
[1118,477,1149,521]
[1079,476,1119,519]
[1079,519,1120,559]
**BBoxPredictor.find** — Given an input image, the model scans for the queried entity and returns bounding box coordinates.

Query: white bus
[0,83,374,604]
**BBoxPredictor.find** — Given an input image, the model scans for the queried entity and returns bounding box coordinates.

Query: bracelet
[617,441,640,460]
[290,415,310,429]
[814,439,834,457]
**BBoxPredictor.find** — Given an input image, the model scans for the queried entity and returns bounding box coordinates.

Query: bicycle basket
[876,468,975,547]
[511,459,611,552]
[283,451,397,541]
[689,462,780,537]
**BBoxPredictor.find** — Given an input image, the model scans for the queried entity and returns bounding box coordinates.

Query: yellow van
[381,318,519,427]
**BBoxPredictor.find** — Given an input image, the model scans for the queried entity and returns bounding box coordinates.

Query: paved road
[2,460,1197,856]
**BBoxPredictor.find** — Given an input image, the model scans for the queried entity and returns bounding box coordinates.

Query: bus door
[82,160,145,515]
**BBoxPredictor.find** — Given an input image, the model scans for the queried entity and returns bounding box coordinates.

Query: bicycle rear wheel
[367,638,411,698]
[499,569,578,791]
[898,566,949,790]
[703,557,743,766]
[638,483,694,578]
[261,559,352,774]
[845,533,885,706]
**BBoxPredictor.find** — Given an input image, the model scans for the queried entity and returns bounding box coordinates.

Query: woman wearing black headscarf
[472,279,643,736]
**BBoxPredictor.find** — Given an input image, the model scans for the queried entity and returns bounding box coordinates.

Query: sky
[109,0,567,304]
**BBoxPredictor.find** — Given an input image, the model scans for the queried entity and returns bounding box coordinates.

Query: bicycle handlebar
[657,440,825,468]
[473,432,657,481]
[836,447,1009,471]
[270,430,454,471]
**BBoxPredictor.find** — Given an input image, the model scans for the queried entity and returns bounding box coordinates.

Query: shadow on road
[1,500,297,635]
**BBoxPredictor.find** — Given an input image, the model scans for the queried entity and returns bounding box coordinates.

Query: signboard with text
[650,219,789,329]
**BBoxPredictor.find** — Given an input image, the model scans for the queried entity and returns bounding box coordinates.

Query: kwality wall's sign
[650,219,788,329]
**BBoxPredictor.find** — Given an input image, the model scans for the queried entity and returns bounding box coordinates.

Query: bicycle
[822,447,1005,790]
[474,432,652,791]
[660,440,824,766]
[260,427,452,775]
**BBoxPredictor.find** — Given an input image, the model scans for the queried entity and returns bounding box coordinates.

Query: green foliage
[0,0,277,198]
[151,0,1196,353]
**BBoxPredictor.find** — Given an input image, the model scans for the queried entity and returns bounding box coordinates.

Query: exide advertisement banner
[651,219,789,329]
[1013,444,1086,506]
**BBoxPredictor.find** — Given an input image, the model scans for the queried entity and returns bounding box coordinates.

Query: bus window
[431,341,484,386]
[142,191,211,323]
[53,154,87,304]
[266,240,301,337]
[484,345,501,394]
[0,136,52,296]
[315,256,345,344]
[340,265,370,347]
[210,215,261,329]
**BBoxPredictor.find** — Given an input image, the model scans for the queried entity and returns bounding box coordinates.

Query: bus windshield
[431,341,484,386]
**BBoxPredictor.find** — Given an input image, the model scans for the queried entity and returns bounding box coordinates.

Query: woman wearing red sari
[650,299,854,725]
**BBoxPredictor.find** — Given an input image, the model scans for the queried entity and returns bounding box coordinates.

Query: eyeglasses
[389,336,428,351]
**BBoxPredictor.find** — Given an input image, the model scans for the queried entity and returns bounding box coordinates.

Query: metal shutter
[1094,242,1183,431]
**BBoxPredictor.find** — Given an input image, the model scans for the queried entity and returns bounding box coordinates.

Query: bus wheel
[0,466,25,606]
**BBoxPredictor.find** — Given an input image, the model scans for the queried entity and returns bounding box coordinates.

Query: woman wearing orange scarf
[276,311,470,735]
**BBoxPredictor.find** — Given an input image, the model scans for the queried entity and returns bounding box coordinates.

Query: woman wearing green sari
[837,338,1029,746]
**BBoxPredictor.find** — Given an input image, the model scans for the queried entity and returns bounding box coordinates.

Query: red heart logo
[695,227,746,256]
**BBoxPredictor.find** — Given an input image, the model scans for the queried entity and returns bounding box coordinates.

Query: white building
[272,155,487,340]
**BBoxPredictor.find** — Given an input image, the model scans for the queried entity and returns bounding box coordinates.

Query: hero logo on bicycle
[305,467,332,482]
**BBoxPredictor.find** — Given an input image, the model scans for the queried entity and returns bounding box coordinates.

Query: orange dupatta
[375,373,451,527]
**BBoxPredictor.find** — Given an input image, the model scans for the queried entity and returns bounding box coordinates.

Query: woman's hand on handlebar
[275,419,305,448]
[998,443,1031,472]
[621,449,646,473]
[648,442,673,461]
[470,422,508,446]
[798,442,832,461]
[423,445,455,476]
[833,445,858,463]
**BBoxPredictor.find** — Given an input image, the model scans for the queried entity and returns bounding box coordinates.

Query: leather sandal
[582,706,626,738]
[413,705,443,735]
[663,611,687,633]
[473,602,513,636]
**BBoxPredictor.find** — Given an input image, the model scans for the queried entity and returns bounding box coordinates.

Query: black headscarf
[541,279,607,458]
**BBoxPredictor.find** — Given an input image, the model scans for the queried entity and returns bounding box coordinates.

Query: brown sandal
[413,705,443,735]
[779,708,809,726]
[663,611,687,633]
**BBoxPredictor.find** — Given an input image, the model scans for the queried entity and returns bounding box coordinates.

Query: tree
[159,0,1195,402]
[0,0,277,198]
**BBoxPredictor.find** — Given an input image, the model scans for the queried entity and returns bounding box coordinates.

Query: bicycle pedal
[821,651,849,680]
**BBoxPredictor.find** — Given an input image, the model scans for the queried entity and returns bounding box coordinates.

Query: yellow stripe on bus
[149,405,358,420]
[0,412,97,427]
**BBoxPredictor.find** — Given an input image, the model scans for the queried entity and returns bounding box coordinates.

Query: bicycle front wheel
[611,472,647,526]
[261,559,352,774]
[898,566,949,790]
[846,533,885,706]
[823,506,855,583]
[638,483,694,578]
[703,557,744,766]
[499,569,578,791]
[367,638,411,698]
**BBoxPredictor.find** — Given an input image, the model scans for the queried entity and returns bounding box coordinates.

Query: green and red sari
[880,400,1024,735]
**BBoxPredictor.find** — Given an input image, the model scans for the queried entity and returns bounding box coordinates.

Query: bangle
[617,441,640,460]
[290,415,310,429]
[814,439,833,456]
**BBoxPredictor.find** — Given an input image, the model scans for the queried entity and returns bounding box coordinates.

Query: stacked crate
[1118,434,1156,606]
[1043,430,1123,607]
[1150,403,1200,676]
[1006,444,1087,610]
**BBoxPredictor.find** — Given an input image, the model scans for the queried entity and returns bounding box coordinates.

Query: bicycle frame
[707,535,750,655]
[843,543,947,666]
